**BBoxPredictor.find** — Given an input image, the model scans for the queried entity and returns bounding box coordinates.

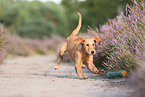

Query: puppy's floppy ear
[92,37,101,45]
[75,38,85,44]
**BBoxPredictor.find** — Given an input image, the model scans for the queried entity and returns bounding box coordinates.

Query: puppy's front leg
[86,55,104,75]
[75,51,87,79]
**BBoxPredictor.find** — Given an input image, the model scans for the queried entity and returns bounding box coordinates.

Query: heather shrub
[0,24,6,64]
[6,34,31,56]
[88,0,145,72]
[6,34,65,56]
[128,52,145,97]
[129,53,145,97]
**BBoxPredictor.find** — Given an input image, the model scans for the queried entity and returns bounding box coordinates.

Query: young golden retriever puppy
[55,12,104,79]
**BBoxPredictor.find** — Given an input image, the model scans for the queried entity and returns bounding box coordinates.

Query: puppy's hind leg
[55,42,67,70]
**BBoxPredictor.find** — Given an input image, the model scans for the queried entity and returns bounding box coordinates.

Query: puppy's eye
[92,44,95,46]
[86,44,89,46]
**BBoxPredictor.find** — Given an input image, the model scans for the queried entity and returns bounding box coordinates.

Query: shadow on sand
[31,68,106,80]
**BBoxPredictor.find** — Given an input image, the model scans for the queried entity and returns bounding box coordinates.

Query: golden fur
[55,12,104,79]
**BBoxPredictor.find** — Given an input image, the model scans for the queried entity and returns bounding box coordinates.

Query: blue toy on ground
[107,70,127,79]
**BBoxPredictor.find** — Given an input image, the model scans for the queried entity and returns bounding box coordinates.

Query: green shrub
[0,0,69,38]
[17,18,56,39]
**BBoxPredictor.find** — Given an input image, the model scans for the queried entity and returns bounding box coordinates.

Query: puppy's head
[75,37,101,55]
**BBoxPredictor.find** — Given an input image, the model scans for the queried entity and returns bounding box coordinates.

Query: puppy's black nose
[91,51,94,54]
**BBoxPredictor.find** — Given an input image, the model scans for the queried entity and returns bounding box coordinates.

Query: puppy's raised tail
[71,12,82,36]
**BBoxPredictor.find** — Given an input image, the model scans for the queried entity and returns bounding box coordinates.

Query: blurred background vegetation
[0,0,132,38]
[0,0,133,58]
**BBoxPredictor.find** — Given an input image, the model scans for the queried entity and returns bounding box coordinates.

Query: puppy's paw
[79,76,88,79]
[82,64,86,69]
[55,65,60,70]
[83,76,88,79]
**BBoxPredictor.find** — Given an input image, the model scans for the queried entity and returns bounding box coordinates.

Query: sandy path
[0,55,132,97]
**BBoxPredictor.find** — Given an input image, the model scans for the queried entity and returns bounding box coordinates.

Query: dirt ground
[0,55,133,97]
